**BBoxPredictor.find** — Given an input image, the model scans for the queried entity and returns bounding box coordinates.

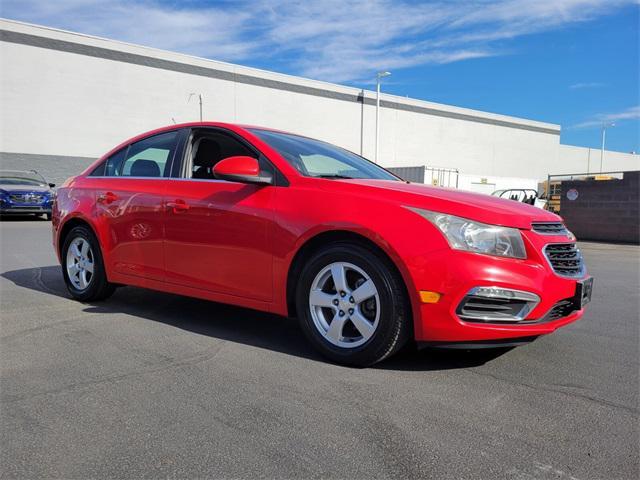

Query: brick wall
[560,171,639,243]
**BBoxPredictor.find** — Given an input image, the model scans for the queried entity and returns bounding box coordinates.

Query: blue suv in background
[0,170,55,220]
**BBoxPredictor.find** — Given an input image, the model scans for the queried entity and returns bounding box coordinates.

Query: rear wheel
[296,243,411,366]
[61,225,115,301]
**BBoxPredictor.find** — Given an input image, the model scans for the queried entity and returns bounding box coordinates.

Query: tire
[296,242,411,367]
[45,213,52,221]
[61,225,115,302]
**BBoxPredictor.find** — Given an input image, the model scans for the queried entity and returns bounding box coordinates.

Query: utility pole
[375,71,391,163]
[600,122,615,173]
[188,93,203,121]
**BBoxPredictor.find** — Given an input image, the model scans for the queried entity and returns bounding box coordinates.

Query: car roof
[96,121,321,163]
[148,122,302,140]
[152,121,292,135]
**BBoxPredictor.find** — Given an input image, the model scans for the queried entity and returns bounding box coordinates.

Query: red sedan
[52,122,593,366]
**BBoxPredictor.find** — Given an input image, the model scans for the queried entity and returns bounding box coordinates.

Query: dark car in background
[0,170,55,220]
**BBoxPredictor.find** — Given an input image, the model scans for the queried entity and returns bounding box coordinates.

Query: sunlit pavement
[1,219,638,479]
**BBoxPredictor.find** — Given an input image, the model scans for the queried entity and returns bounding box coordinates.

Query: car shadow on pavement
[2,265,511,371]
[0,214,49,222]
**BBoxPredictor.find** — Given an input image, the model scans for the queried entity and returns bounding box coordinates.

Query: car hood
[318,179,561,229]
[0,184,51,193]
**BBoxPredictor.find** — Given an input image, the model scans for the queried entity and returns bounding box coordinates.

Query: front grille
[456,287,540,323]
[544,243,585,277]
[9,193,45,204]
[532,222,568,235]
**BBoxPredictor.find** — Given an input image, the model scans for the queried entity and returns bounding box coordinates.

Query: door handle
[97,192,117,204]
[166,199,190,213]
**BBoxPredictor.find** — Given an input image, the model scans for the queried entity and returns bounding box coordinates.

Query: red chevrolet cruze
[52,122,593,366]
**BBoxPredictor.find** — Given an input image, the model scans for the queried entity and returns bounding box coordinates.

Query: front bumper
[406,234,589,343]
[0,205,51,214]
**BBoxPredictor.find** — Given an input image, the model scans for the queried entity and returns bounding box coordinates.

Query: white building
[1,18,638,188]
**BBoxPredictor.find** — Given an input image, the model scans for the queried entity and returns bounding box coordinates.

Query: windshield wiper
[315,174,353,179]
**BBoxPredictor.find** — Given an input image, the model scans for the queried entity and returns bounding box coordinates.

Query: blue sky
[2,0,638,152]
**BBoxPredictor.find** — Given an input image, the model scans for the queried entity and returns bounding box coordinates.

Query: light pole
[375,71,391,163]
[600,121,614,173]
[188,93,203,121]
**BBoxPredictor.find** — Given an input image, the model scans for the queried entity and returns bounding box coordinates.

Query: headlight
[408,208,527,259]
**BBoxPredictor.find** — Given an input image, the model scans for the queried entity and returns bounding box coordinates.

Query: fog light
[456,286,540,322]
[419,291,441,303]
[472,287,539,301]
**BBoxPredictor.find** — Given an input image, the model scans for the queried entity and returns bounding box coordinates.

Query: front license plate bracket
[576,277,594,307]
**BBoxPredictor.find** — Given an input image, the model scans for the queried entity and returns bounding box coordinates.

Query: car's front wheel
[61,225,115,302]
[296,242,411,366]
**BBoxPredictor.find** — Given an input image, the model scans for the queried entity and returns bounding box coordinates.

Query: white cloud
[0,0,636,82]
[570,82,606,89]
[1,0,259,59]
[572,106,640,128]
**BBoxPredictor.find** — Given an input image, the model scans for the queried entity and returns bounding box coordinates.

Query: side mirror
[48,183,56,188]
[213,156,273,185]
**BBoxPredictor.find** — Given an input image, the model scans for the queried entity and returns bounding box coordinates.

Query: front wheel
[296,243,411,366]
[61,225,115,302]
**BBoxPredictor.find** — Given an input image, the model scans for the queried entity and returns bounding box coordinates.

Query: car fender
[272,186,449,320]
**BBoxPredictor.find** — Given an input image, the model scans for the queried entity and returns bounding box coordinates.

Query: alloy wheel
[308,261,380,348]
[66,237,95,290]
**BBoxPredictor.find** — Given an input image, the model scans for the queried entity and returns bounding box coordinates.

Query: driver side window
[189,131,257,180]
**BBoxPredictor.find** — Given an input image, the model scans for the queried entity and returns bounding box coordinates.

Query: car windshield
[0,170,47,186]
[249,129,400,181]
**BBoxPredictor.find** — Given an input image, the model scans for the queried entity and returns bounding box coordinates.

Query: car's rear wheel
[296,242,411,366]
[61,225,115,302]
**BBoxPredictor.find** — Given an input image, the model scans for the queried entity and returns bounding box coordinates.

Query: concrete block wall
[560,171,640,243]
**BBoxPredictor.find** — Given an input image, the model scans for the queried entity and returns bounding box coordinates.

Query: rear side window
[103,149,127,176]
[89,148,125,176]
[92,131,179,178]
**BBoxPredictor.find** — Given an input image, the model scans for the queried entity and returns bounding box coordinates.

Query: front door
[163,129,275,301]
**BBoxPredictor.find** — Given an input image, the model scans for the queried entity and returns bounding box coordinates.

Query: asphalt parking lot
[0,219,638,479]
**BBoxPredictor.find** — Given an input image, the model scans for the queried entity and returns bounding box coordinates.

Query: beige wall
[1,19,636,184]
[558,145,640,174]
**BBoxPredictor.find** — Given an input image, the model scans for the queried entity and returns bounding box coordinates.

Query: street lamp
[375,71,391,164]
[188,93,203,121]
[600,121,615,173]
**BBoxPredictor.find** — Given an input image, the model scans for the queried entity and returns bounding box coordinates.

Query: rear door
[92,129,184,281]
[163,128,276,302]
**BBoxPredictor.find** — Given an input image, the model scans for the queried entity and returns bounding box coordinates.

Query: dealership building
[1,18,638,189]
